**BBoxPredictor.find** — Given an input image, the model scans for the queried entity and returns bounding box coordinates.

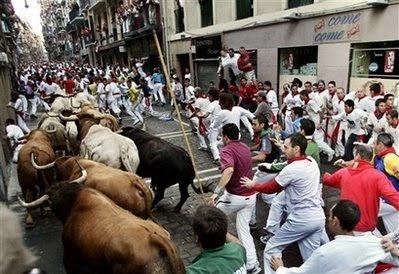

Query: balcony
[89,0,105,10]
[66,22,77,34]
[69,4,84,25]
[122,5,161,38]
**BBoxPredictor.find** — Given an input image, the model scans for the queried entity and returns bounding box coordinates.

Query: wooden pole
[152,30,204,195]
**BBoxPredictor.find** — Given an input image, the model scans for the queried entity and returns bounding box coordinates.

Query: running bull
[32,156,153,219]
[119,127,208,211]
[17,129,56,227]
[18,182,185,274]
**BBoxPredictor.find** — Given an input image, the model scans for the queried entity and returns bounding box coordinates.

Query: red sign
[384,50,395,73]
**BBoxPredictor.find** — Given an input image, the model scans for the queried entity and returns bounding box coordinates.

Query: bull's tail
[149,233,185,274]
[120,142,140,173]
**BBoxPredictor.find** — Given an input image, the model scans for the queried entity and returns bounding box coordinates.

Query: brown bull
[19,183,185,274]
[32,156,153,219]
[17,129,56,227]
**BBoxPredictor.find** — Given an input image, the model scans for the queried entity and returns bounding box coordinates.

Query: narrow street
[7,107,340,273]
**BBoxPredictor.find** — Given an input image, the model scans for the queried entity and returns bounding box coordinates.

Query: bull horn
[18,194,50,208]
[31,153,55,170]
[46,126,57,134]
[70,159,87,184]
[17,134,29,141]
[59,113,78,121]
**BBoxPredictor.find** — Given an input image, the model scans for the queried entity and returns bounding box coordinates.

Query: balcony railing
[122,5,160,37]
[66,22,76,33]
[69,8,84,24]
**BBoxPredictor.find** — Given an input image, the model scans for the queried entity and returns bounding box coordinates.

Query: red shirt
[323,160,399,232]
[237,52,253,72]
[239,85,257,106]
[63,79,75,94]
[220,140,255,196]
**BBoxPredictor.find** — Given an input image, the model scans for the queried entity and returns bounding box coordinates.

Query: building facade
[165,0,399,96]
[64,0,162,68]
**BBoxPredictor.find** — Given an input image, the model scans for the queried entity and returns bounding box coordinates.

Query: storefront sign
[194,36,221,59]
[313,12,362,44]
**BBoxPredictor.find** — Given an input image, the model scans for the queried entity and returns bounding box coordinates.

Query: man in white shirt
[8,92,30,134]
[270,200,399,274]
[105,77,121,118]
[330,87,346,158]
[367,98,387,145]
[195,89,222,156]
[135,59,147,79]
[217,49,241,82]
[241,133,326,274]
[189,87,210,148]
[354,87,375,113]
[264,81,279,116]
[231,105,255,140]
[183,78,195,105]
[5,119,25,163]
[385,109,399,153]
[97,77,107,113]
[330,99,368,160]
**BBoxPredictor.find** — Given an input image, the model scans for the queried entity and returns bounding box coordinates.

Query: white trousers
[217,191,259,270]
[240,116,254,140]
[208,128,220,160]
[28,97,38,115]
[263,213,326,274]
[314,129,334,156]
[125,100,144,124]
[17,114,30,134]
[334,128,345,157]
[98,94,107,112]
[250,170,277,226]
[13,144,22,163]
[191,117,208,148]
[108,99,121,115]
[39,98,51,111]
[379,200,399,234]
[153,83,165,103]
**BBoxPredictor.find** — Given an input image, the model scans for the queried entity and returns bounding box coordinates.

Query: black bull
[119,127,210,211]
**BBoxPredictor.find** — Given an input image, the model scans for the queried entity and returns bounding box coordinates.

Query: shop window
[279,46,318,76]
[236,0,253,20]
[200,0,213,27]
[351,41,399,79]
[174,0,185,33]
[288,0,314,9]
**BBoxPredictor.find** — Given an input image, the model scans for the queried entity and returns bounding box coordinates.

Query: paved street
[7,106,340,273]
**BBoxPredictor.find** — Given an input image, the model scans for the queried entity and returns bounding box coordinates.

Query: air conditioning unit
[367,0,389,6]
[283,12,301,20]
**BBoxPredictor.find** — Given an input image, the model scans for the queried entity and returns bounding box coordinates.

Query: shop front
[193,35,221,90]
[349,40,399,95]
[125,33,160,73]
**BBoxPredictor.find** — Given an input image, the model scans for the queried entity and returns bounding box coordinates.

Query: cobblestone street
[6,107,341,273]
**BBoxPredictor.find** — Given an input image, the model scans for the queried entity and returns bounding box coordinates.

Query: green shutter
[288,0,314,9]
[237,0,253,20]
[200,0,213,27]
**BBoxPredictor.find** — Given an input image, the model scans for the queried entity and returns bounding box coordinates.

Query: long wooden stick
[152,30,204,195]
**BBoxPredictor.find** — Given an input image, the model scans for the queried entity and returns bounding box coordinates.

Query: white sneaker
[327,153,334,162]
[248,263,262,274]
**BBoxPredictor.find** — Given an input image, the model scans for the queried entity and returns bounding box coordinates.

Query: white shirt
[276,233,399,274]
[183,85,195,102]
[97,82,106,95]
[205,100,221,124]
[219,54,241,76]
[367,112,386,140]
[211,109,235,130]
[332,109,368,136]
[145,76,154,89]
[304,99,321,125]
[105,82,120,101]
[275,157,324,218]
[266,89,278,110]
[308,91,323,108]
[6,124,24,144]
[44,83,60,95]
[318,89,329,109]
[135,62,146,78]
[184,73,191,81]
[193,97,210,112]
[231,106,255,129]
[354,96,375,114]
[385,123,399,153]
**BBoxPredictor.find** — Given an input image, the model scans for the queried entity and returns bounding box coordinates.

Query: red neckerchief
[371,93,381,98]
[378,147,397,158]
[338,97,345,104]
[374,109,384,120]
[303,97,310,105]
[385,106,393,113]
[287,155,308,164]
[357,96,365,101]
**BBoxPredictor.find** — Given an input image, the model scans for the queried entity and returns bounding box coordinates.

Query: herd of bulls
[15,94,207,273]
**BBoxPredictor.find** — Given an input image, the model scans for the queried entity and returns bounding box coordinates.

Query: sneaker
[212,159,220,166]
[247,263,262,274]
[260,232,275,244]
[198,146,208,151]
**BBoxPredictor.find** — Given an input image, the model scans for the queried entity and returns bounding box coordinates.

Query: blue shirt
[281,117,303,139]
[151,73,165,84]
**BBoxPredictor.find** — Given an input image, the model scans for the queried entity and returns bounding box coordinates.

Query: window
[288,0,314,9]
[174,0,185,33]
[237,0,253,20]
[279,46,318,76]
[200,0,213,27]
[350,41,399,79]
